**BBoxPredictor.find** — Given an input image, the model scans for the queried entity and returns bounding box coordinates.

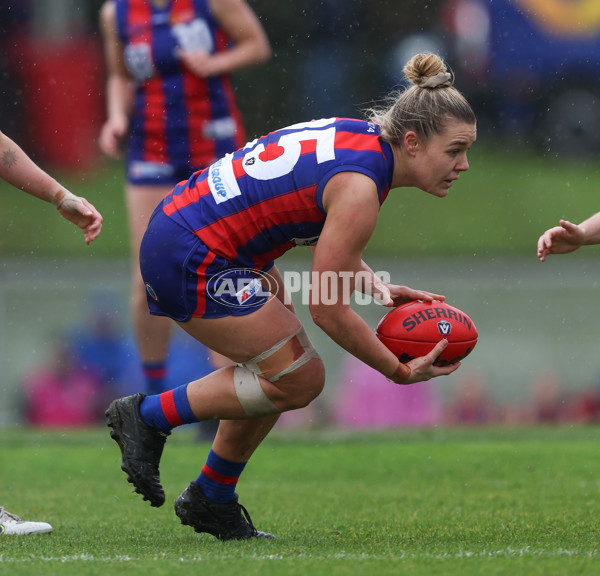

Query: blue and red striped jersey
[160,118,394,267]
[115,0,245,173]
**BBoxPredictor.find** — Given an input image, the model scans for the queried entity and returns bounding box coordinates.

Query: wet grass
[1,425,599,575]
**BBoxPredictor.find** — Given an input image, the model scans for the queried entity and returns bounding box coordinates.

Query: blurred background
[2,0,600,430]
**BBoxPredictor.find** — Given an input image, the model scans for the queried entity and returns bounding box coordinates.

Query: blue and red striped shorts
[140,205,272,320]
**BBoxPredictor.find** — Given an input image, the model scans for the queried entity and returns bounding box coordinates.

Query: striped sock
[139,383,198,432]
[143,361,167,395]
[195,450,246,503]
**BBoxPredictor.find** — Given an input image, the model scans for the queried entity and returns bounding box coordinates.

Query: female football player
[106,52,477,540]
[98,0,271,395]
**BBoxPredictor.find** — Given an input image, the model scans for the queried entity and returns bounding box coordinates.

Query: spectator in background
[23,340,107,428]
[444,370,498,425]
[67,293,226,444]
[524,371,563,424]
[0,128,102,535]
[69,301,141,399]
[98,0,271,396]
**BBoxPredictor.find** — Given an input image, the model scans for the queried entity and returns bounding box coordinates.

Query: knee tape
[233,364,279,418]
[245,328,321,383]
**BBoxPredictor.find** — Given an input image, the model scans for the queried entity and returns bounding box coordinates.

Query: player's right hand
[99,117,128,159]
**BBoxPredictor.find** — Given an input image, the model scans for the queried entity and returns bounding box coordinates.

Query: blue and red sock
[143,361,167,396]
[195,449,246,503]
[139,383,198,432]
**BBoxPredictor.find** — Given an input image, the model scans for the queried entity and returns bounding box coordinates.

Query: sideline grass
[1,426,599,575]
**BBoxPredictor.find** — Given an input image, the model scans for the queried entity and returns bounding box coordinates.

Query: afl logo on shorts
[145,282,159,302]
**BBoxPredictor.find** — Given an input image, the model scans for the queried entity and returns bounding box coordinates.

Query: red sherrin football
[376,300,478,366]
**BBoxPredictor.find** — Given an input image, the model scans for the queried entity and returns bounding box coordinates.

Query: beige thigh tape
[245,328,321,382]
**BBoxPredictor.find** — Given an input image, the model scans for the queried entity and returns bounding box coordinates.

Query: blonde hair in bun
[367,52,475,145]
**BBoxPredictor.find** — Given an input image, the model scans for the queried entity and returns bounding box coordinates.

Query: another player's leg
[126,184,173,395]
[0,507,52,536]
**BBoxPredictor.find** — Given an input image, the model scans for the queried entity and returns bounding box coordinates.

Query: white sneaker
[0,507,52,535]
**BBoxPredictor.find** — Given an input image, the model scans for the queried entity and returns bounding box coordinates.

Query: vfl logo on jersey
[437,320,451,336]
[208,154,242,204]
[124,42,156,82]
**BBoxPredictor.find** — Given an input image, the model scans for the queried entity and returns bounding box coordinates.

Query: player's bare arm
[575,212,600,245]
[1,130,103,244]
[311,172,453,384]
[537,212,600,261]
[178,0,271,78]
[99,1,134,158]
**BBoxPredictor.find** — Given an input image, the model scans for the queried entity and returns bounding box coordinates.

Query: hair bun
[404,53,454,89]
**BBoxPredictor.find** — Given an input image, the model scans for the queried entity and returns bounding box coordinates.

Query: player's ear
[404,131,420,156]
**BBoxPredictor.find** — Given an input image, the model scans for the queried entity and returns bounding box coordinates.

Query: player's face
[414,119,477,198]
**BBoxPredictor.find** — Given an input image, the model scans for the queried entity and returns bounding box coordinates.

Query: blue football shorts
[140,206,273,320]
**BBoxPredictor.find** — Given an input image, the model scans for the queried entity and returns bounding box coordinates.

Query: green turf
[2,146,600,259]
[1,426,599,575]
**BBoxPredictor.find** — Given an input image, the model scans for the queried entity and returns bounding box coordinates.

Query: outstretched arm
[537,213,600,262]
[0,130,103,244]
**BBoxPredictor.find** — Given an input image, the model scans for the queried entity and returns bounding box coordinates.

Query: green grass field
[1,426,599,575]
[3,145,600,575]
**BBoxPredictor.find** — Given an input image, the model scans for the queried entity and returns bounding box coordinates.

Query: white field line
[0,548,597,563]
